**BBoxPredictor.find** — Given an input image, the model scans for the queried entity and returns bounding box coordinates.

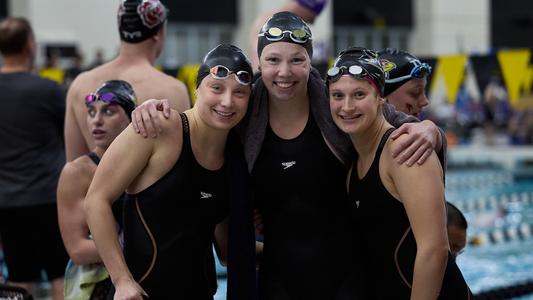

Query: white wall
[411,0,490,56]
[6,0,491,66]
[9,0,120,67]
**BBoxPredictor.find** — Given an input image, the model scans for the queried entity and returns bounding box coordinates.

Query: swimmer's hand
[131,98,171,138]
[390,120,441,166]
[113,277,148,300]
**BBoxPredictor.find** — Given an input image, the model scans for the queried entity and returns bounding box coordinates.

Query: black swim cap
[87,80,137,120]
[327,47,385,96]
[196,44,253,88]
[378,48,432,96]
[257,11,313,59]
[118,0,168,43]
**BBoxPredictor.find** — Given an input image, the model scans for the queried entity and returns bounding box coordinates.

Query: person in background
[65,0,190,162]
[446,202,467,259]
[57,80,136,300]
[327,46,472,299]
[0,17,68,300]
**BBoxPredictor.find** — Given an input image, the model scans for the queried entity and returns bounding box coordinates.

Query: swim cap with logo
[378,48,432,96]
[327,47,385,96]
[118,0,168,43]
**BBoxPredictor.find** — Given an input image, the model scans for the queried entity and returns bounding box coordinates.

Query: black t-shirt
[0,72,65,207]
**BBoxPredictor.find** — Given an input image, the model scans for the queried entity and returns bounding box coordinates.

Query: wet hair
[196,44,253,88]
[0,17,33,56]
[89,80,137,120]
[328,46,385,96]
[378,48,431,96]
[117,0,168,43]
[446,202,468,230]
[257,11,313,59]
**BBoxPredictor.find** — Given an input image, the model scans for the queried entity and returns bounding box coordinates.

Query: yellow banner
[39,67,65,84]
[177,64,200,106]
[497,49,532,106]
[431,55,467,104]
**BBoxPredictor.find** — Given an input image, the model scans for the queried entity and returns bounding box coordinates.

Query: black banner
[165,0,237,24]
[0,0,7,19]
[333,0,412,27]
[492,0,533,48]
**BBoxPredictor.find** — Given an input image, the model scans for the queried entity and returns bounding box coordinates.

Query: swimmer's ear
[153,27,165,41]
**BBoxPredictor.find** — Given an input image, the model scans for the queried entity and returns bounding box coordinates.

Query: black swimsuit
[122,114,229,299]
[349,128,472,299]
[252,114,357,300]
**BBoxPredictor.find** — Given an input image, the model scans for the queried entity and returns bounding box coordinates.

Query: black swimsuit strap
[378,128,396,150]
[87,152,100,165]
[179,112,190,134]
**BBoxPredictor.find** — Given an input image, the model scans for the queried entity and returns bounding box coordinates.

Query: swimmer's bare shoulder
[138,68,190,112]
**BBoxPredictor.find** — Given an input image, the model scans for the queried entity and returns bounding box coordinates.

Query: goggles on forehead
[85,92,134,105]
[326,65,369,82]
[209,65,252,86]
[386,62,432,83]
[258,27,311,44]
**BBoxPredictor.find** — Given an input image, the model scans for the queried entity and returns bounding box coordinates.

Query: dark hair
[446,202,467,230]
[0,17,33,56]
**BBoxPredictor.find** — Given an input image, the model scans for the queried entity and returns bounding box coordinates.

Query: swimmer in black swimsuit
[327,46,472,299]
[85,45,253,300]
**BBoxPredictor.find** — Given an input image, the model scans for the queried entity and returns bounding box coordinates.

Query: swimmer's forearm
[85,194,133,284]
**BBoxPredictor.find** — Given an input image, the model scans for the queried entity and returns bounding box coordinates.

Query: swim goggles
[258,27,312,44]
[386,62,432,83]
[85,92,135,105]
[326,65,369,82]
[210,65,252,86]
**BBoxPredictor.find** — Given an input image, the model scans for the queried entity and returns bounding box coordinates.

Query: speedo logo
[281,161,296,170]
[200,192,212,199]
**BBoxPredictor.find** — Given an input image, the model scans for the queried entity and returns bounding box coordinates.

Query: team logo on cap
[137,0,167,29]
[380,59,396,79]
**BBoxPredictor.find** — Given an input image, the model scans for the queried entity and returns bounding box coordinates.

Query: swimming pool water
[447,169,533,297]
